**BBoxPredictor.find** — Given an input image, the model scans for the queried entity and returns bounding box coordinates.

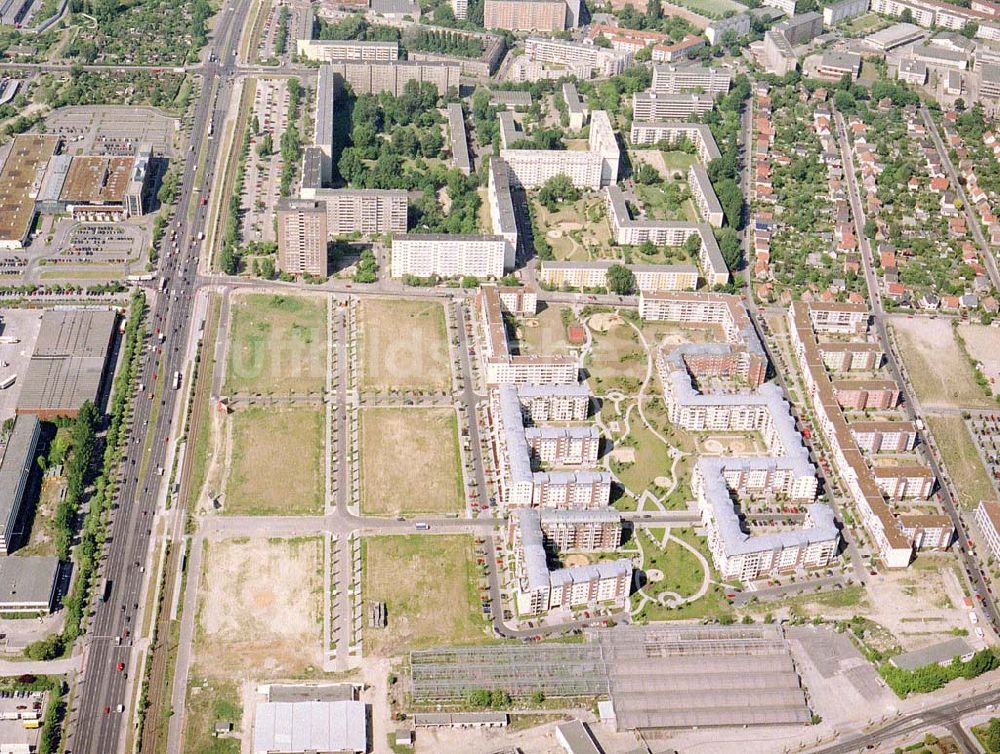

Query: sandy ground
[194,537,324,680]
[358,298,451,392]
[958,323,1000,397]
[589,313,623,333]
[630,149,670,179]
[892,316,992,409]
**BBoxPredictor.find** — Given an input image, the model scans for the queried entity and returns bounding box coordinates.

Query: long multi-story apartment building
[307,189,407,237]
[639,291,763,352]
[976,500,1000,560]
[874,465,935,499]
[851,420,918,453]
[833,379,901,411]
[488,158,518,254]
[605,186,730,285]
[478,285,579,385]
[498,110,619,190]
[324,60,461,96]
[314,65,337,186]
[391,234,509,279]
[277,198,329,276]
[525,426,600,466]
[632,92,715,121]
[511,509,631,615]
[824,0,870,25]
[688,163,724,227]
[629,122,722,163]
[762,30,797,76]
[296,39,399,62]
[484,0,577,30]
[788,301,953,568]
[706,13,752,44]
[819,342,884,371]
[524,36,632,76]
[651,64,732,96]
[538,260,699,293]
[515,383,591,422]
[509,508,622,553]
[807,302,870,334]
[0,415,41,554]
[447,103,472,176]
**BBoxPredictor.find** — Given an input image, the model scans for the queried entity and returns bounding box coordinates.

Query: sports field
[224,293,327,395]
[358,298,451,392]
[363,535,486,657]
[360,407,463,515]
[224,406,325,515]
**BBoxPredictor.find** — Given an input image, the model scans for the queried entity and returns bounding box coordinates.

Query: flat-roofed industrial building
[0,556,60,614]
[0,134,59,249]
[253,700,366,754]
[17,310,117,419]
[0,415,40,554]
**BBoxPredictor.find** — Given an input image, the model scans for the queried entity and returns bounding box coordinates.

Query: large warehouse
[17,309,118,419]
[0,414,40,554]
[253,700,367,754]
[0,556,60,614]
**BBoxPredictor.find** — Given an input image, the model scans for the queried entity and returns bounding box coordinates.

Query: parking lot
[0,309,43,422]
[46,107,176,158]
[240,79,290,244]
[52,224,147,267]
[0,689,47,750]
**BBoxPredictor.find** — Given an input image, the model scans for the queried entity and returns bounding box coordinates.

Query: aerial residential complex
[632,92,716,121]
[642,292,839,581]
[484,0,580,31]
[276,198,329,277]
[295,39,399,62]
[498,109,620,190]
[523,36,632,77]
[487,158,518,253]
[650,64,732,96]
[318,60,461,97]
[629,121,722,162]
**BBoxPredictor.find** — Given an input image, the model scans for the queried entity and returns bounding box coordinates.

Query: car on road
[116,662,125,672]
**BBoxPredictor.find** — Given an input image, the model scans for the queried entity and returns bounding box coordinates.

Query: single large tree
[606,264,636,295]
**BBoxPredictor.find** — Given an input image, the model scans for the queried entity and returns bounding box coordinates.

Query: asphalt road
[66,2,248,751]
[834,110,1000,632]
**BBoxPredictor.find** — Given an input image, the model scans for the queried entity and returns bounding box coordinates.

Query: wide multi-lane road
[66,2,250,752]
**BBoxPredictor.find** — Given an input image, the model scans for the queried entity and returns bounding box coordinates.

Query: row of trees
[51,403,100,561]
[407,28,484,59]
[879,648,999,697]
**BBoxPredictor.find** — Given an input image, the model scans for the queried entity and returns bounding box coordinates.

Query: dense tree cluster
[537,174,580,210]
[407,27,484,58]
[879,649,999,697]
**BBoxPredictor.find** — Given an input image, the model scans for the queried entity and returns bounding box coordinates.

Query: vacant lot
[359,298,450,392]
[958,323,1000,399]
[928,415,996,509]
[893,317,992,409]
[183,678,241,754]
[194,537,324,680]
[224,407,324,515]
[224,293,327,395]
[360,408,463,515]
[363,535,486,657]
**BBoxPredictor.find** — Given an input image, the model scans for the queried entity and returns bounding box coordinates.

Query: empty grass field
[586,318,647,392]
[224,406,324,515]
[639,531,704,599]
[224,293,327,395]
[517,304,577,356]
[892,317,993,409]
[360,407,463,515]
[363,535,487,656]
[358,298,451,392]
[927,415,996,509]
[182,678,241,754]
[194,537,324,680]
[611,420,672,498]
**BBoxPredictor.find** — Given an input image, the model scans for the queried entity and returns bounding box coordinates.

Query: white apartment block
[525,426,600,466]
[807,302,869,333]
[651,64,732,96]
[538,260,699,292]
[311,189,407,236]
[763,0,796,14]
[605,186,730,285]
[314,65,337,186]
[478,285,579,385]
[297,39,399,62]
[850,421,918,453]
[515,384,591,422]
[452,0,468,19]
[563,82,588,129]
[632,92,715,121]
[818,342,884,371]
[629,121,722,163]
[524,36,632,76]
[874,466,935,500]
[824,0,870,26]
[976,500,1000,561]
[498,110,620,190]
[688,163,725,227]
[706,13,752,44]
[511,509,630,616]
[391,234,509,279]
[488,158,518,261]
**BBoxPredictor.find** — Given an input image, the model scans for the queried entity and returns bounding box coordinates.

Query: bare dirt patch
[358,298,451,392]
[194,537,324,680]
[360,408,463,515]
[892,317,992,409]
[958,323,1000,398]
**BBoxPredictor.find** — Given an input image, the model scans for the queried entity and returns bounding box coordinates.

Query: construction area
[410,624,812,731]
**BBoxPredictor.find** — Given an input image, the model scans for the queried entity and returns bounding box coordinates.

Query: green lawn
[224,293,327,394]
[183,678,241,754]
[611,421,672,498]
[363,535,488,656]
[927,415,996,509]
[638,530,704,599]
[661,150,699,171]
[224,407,325,515]
[586,321,646,393]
